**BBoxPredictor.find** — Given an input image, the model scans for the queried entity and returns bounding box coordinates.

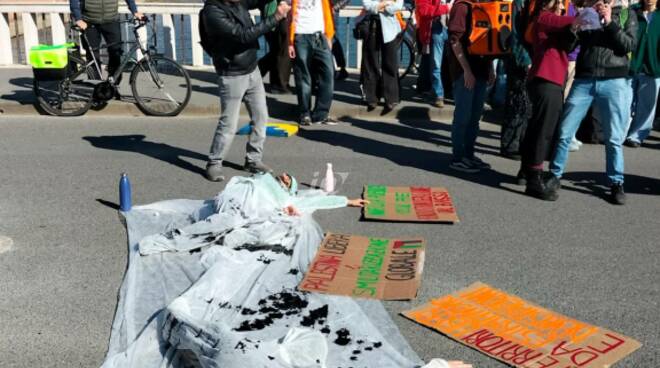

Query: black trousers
[332,36,346,70]
[521,78,564,168]
[501,60,532,155]
[361,17,400,105]
[81,21,123,80]
[259,20,293,89]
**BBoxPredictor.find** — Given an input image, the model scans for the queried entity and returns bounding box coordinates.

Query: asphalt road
[0,115,658,367]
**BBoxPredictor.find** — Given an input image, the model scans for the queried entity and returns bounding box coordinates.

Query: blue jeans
[451,74,488,160]
[293,33,335,121]
[431,22,447,99]
[627,74,660,144]
[550,78,633,185]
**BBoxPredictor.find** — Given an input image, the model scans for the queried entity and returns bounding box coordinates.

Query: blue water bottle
[119,172,132,212]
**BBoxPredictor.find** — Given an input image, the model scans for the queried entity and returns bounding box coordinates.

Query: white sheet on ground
[101,173,425,368]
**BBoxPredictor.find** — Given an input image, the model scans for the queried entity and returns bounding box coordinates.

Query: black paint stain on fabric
[268,356,275,360]
[188,248,202,254]
[373,342,382,348]
[233,243,293,256]
[257,255,274,264]
[320,325,331,334]
[288,269,299,275]
[334,328,351,346]
[234,290,308,332]
[300,305,328,327]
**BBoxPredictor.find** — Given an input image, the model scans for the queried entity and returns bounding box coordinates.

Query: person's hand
[571,16,587,31]
[133,11,145,20]
[594,1,612,24]
[283,205,300,216]
[463,70,476,89]
[448,361,473,368]
[76,19,88,30]
[378,0,393,12]
[487,67,496,86]
[347,199,370,207]
[288,45,296,59]
[275,1,291,20]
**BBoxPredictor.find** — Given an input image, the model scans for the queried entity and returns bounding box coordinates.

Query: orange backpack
[456,0,514,56]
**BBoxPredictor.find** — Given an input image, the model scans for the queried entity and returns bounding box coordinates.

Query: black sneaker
[299,116,312,126]
[610,183,626,205]
[449,158,480,173]
[244,161,273,174]
[467,156,491,170]
[544,174,561,193]
[516,169,527,186]
[624,139,641,148]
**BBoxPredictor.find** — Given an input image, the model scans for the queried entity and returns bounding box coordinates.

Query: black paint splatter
[300,305,328,327]
[334,328,351,346]
[352,350,361,355]
[373,342,382,348]
[268,356,275,360]
[233,243,293,256]
[257,255,274,264]
[188,248,202,254]
[357,340,364,344]
[350,356,358,361]
[234,290,308,332]
[288,269,299,275]
[320,325,331,334]
[241,308,257,315]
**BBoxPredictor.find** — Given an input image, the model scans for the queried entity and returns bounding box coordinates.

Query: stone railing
[0,1,378,68]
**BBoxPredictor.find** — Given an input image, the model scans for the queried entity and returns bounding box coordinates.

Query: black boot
[524,169,558,201]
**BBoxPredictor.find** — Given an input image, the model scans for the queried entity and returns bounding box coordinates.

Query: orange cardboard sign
[403,282,641,368]
[363,185,459,223]
[299,233,425,300]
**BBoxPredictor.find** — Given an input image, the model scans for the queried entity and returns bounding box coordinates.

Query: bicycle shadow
[82,134,243,177]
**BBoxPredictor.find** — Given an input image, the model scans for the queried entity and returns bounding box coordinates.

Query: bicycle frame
[73,18,163,87]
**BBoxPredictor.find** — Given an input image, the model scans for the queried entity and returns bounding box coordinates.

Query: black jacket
[201,0,280,76]
[575,7,638,79]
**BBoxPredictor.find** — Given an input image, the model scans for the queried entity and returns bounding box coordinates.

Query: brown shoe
[434,98,445,108]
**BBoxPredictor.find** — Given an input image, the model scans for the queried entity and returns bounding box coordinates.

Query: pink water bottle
[323,163,335,193]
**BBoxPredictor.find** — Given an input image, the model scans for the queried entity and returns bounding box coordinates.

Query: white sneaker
[569,137,582,152]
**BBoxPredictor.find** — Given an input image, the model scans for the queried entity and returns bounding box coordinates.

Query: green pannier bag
[29,43,76,81]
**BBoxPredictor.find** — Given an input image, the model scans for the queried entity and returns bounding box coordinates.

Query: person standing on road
[625,0,660,147]
[545,0,638,204]
[447,0,495,173]
[69,0,143,85]
[200,0,291,182]
[360,0,405,113]
[415,0,451,108]
[289,0,339,125]
[258,0,294,94]
[518,0,581,200]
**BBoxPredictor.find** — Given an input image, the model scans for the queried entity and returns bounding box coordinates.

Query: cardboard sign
[403,282,641,368]
[299,233,426,300]
[362,185,459,223]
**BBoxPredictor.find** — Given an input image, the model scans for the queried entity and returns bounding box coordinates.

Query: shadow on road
[297,118,518,193]
[562,172,660,201]
[82,134,243,176]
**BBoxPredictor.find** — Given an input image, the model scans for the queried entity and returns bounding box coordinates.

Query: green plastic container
[29,43,76,81]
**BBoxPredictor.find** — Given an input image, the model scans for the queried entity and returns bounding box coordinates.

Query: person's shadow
[82,134,243,177]
[562,172,660,201]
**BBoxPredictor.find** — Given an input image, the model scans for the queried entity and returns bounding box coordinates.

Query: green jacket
[630,4,660,77]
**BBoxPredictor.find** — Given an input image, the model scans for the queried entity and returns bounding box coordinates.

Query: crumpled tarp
[101,174,425,368]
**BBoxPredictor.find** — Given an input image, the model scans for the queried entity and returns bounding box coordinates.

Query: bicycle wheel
[130,55,191,116]
[398,36,416,80]
[33,55,94,116]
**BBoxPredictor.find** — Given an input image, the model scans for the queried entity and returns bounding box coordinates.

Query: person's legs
[430,23,447,100]
[208,75,249,165]
[451,74,474,160]
[259,31,276,78]
[81,24,103,79]
[310,33,334,122]
[98,22,123,82]
[549,79,595,179]
[275,21,293,89]
[361,19,381,106]
[464,78,488,159]
[243,69,269,166]
[521,79,564,168]
[501,62,531,156]
[293,34,313,121]
[332,36,347,70]
[381,36,401,105]
[594,78,630,186]
[627,74,660,144]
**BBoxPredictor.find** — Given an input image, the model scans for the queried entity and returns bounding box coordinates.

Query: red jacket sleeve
[416,0,436,17]
[536,11,575,33]
[434,3,449,16]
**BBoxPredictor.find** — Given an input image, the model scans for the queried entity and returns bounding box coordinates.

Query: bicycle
[33,16,192,117]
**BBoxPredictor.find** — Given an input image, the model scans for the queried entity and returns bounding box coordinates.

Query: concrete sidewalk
[0,67,457,122]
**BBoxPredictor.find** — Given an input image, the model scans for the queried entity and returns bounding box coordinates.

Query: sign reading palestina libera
[362,185,459,223]
[298,233,426,300]
[403,282,642,368]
